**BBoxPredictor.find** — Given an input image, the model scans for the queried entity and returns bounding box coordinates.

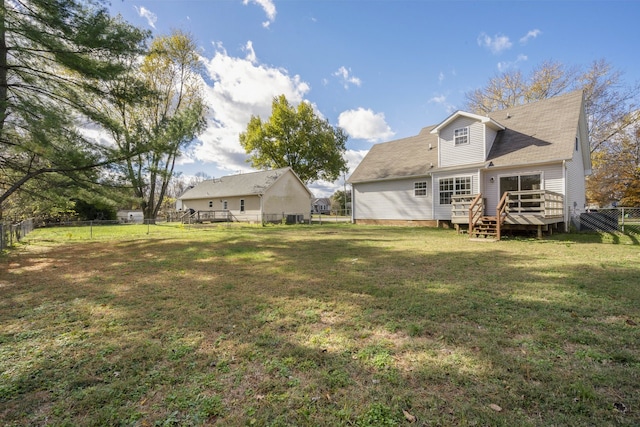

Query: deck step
[470,215,499,240]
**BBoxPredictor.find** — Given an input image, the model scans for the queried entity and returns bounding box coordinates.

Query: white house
[178,167,313,224]
[348,91,591,238]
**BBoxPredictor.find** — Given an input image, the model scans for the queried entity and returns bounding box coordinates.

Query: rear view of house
[178,167,312,224]
[348,91,591,238]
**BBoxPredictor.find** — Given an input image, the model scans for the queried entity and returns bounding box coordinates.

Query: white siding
[353,178,433,220]
[485,127,498,158]
[439,117,486,168]
[182,195,263,222]
[263,172,312,218]
[433,170,480,220]
[566,134,587,225]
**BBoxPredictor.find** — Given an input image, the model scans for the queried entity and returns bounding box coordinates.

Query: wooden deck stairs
[467,192,508,241]
[470,216,498,239]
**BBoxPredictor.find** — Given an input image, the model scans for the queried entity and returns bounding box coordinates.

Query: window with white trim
[414,181,427,197]
[240,199,245,212]
[223,200,228,210]
[208,201,213,208]
[454,127,469,145]
[439,177,471,204]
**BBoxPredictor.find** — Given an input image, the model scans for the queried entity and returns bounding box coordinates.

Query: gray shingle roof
[486,90,583,166]
[348,126,439,183]
[179,167,297,200]
[348,90,584,183]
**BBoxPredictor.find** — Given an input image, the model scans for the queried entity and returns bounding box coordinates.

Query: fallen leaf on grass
[489,403,503,412]
[402,409,417,423]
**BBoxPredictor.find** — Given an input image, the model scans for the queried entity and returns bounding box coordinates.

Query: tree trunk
[0,3,7,133]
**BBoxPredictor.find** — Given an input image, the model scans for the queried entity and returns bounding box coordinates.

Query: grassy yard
[1,224,639,426]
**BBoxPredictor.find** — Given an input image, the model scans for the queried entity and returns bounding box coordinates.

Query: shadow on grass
[1,227,639,425]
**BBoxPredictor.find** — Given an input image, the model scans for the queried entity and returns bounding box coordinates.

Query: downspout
[563,160,568,232]
[350,186,355,224]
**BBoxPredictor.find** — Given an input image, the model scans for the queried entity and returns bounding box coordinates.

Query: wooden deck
[182,210,235,223]
[452,191,565,240]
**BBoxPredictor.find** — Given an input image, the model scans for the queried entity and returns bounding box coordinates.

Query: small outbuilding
[178,167,312,224]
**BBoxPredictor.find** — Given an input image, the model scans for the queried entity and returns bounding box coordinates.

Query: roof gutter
[480,157,572,171]
[349,172,432,185]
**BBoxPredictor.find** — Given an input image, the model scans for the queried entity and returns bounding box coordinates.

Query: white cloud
[243,41,257,63]
[520,29,541,44]
[438,71,445,84]
[242,0,276,28]
[477,32,512,54]
[497,54,528,72]
[190,41,310,173]
[333,66,362,89]
[134,6,157,29]
[429,94,455,115]
[338,108,394,143]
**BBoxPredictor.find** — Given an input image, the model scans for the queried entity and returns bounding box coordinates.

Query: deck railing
[451,195,478,224]
[504,190,564,217]
[495,192,509,240]
[452,190,564,225]
[196,210,233,222]
[468,193,484,235]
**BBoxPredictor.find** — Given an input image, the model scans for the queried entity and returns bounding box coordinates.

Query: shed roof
[179,167,309,200]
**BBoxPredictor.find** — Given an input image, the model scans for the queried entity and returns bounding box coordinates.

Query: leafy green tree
[331,189,351,214]
[101,31,207,221]
[239,95,348,184]
[464,59,640,206]
[0,0,149,218]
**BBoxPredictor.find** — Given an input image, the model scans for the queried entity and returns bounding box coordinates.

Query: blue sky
[107,0,640,196]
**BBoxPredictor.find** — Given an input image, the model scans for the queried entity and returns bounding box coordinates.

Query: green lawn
[1,224,639,426]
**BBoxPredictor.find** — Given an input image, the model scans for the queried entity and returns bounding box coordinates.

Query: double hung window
[454,127,469,145]
[439,177,471,204]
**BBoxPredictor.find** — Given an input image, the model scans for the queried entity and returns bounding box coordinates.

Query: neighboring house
[348,91,591,238]
[178,167,312,223]
[312,197,331,214]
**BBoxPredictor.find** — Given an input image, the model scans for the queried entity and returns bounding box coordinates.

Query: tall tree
[588,125,640,206]
[0,0,148,218]
[464,59,640,205]
[330,189,351,214]
[239,95,348,184]
[102,31,207,221]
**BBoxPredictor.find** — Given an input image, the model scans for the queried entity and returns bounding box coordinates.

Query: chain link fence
[1,218,35,251]
[579,207,640,234]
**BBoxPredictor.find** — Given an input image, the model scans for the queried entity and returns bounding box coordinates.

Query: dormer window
[454,127,469,145]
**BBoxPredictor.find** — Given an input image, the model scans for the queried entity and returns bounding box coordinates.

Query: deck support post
[537,225,542,239]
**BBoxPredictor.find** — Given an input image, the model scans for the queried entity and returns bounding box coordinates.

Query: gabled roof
[179,167,311,200]
[348,90,586,183]
[430,111,505,134]
[348,126,439,183]
[485,90,585,166]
